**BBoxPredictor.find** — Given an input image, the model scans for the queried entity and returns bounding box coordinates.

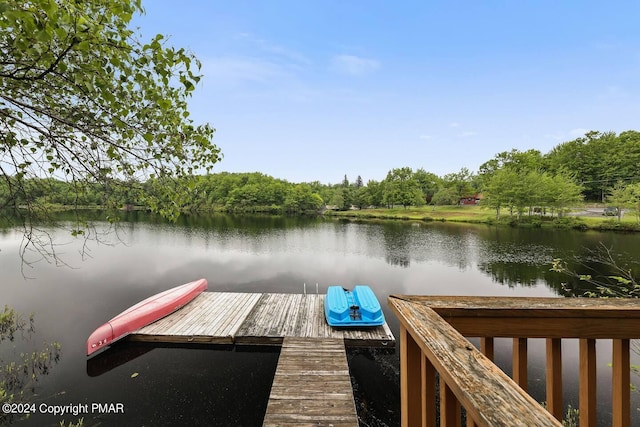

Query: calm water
[1,213,639,426]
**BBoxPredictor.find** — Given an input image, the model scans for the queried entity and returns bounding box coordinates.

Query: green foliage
[1,306,61,425]
[482,169,582,219]
[382,167,425,208]
[551,243,640,392]
[431,186,459,206]
[540,402,579,427]
[283,184,323,212]
[360,179,384,207]
[1,0,220,222]
[608,181,640,223]
[413,168,442,201]
[551,244,639,298]
[545,131,640,201]
[442,167,475,199]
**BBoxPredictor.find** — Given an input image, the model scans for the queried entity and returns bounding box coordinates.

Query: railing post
[612,339,630,427]
[480,337,494,361]
[440,380,461,427]
[546,338,563,421]
[422,354,437,427]
[401,325,422,427]
[513,338,528,392]
[579,338,597,426]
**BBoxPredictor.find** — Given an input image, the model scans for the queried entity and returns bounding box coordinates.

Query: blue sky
[133,1,640,185]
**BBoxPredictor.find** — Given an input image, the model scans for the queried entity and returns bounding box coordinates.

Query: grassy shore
[323,205,640,232]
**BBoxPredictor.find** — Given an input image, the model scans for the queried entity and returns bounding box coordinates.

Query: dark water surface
[1,213,639,426]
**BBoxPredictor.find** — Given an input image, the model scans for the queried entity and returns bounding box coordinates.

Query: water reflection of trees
[376,221,480,269]
[370,220,640,295]
[380,222,412,267]
[475,226,640,295]
[0,307,61,425]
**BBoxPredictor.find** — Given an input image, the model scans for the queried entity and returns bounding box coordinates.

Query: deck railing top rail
[391,295,640,339]
[389,295,563,426]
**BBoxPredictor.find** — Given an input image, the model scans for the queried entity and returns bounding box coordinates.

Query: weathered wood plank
[391,295,640,315]
[235,293,394,346]
[480,337,494,361]
[262,337,358,427]
[389,296,562,427]
[131,292,261,343]
[579,338,597,427]
[400,326,422,426]
[546,338,563,421]
[422,353,437,427]
[612,339,631,427]
[391,296,640,339]
[513,338,528,392]
[129,292,395,347]
[440,380,461,427]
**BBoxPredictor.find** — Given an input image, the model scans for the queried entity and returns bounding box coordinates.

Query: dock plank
[262,337,358,427]
[130,292,395,347]
[131,292,261,344]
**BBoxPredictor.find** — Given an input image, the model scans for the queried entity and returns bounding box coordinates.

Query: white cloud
[237,32,311,66]
[449,122,460,128]
[200,56,291,87]
[458,131,477,138]
[331,54,380,76]
[419,134,433,140]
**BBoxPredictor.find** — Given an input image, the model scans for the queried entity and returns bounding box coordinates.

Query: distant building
[459,193,482,205]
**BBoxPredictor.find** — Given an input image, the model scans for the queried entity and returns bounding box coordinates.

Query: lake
[1,213,639,426]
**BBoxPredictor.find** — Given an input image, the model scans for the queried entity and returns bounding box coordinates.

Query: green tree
[413,168,442,203]
[608,182,640,223]
[1,0,220,224]
[482,168,519,219]
[362,179,384,207]
[329,188,345,209]
[283,184,323,212]
[382,167,425,208]
[431,186,459,206]
[544,131,640,201]
[442,167,474,201]
[479,149,544,191]
[546,173,584,217]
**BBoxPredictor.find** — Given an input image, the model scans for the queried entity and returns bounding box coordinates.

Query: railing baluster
[466,411,478,427]
[546,338,563,421]
[401,326,423,427]
[422,353,436,427]
[579,338,597,426]
[440,380,461,427]
[513,338,528,392]
[481,337,494,361]
[390,296,640,427]
[612,339,630,427]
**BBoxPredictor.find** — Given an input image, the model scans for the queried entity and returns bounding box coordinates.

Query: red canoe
[87,278,208,356]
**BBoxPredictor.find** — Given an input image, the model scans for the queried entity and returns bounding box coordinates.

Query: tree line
[3,129,639,222]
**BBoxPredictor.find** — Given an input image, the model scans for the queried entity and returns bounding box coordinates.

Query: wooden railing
[388,295,640,427]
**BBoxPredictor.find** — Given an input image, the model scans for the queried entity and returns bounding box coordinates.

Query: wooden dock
[131,291,394,426]
[132,292,395,347]
[262,337,358,427]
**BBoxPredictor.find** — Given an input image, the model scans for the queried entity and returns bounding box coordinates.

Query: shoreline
[322,206,640,232]
[6,204,639,232]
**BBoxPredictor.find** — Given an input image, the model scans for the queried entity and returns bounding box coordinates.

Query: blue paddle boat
[324,285,385,327]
